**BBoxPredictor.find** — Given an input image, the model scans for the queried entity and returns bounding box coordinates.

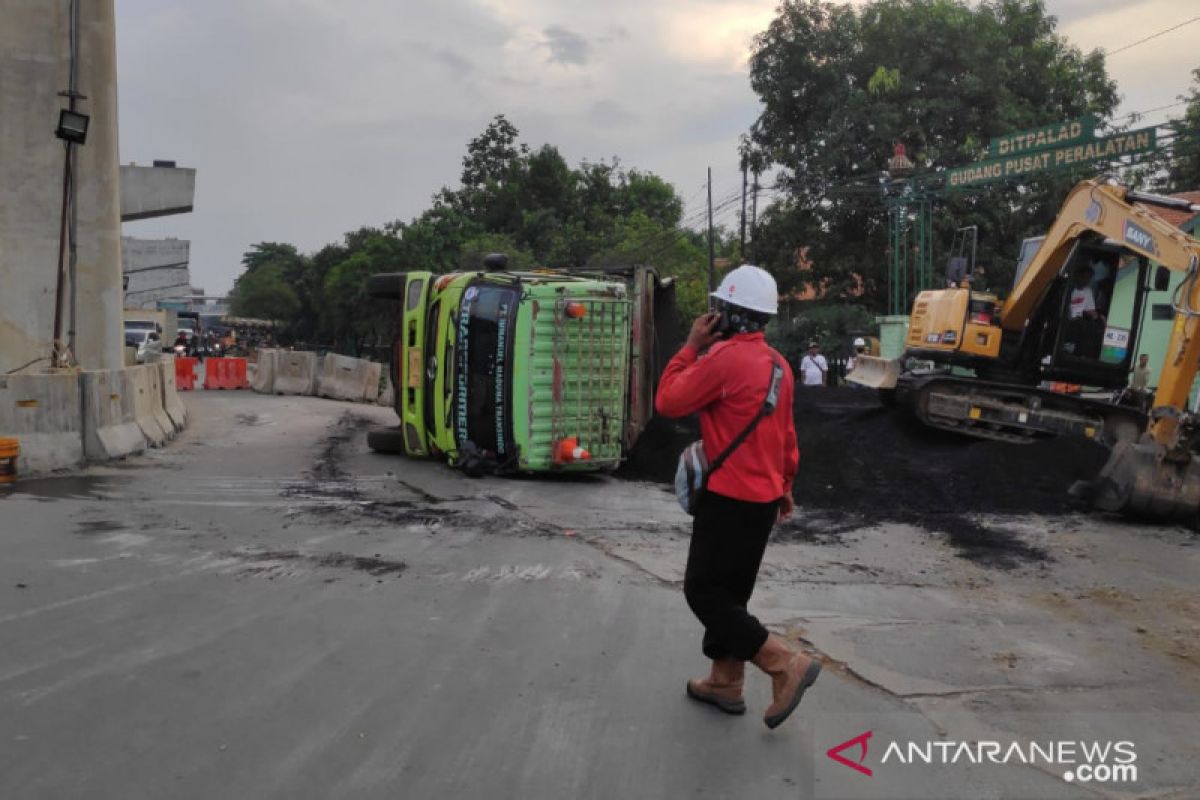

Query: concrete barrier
[377,374,395,408]
[159,358,188,431]
[317,354,382,402]
[363,361,382,403]
[273,351,318,396]
[129,364,171,446]
[251,349,277,394]
[0,372,84,474]
[81,369,145,461]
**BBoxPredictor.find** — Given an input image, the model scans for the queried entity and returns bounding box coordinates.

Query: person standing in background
[799,342,827,387]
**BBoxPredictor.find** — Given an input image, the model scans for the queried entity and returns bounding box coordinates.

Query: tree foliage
[746,0,1119,308]
[228,115,714,353]
[1166,68,1200,193]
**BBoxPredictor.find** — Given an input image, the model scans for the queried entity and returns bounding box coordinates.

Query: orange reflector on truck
[565,302,587,319]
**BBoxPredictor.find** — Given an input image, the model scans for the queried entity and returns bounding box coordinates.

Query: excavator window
[1045,243,1146,387]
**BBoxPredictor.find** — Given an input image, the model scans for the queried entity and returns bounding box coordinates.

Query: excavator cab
[1032,241,1150,389]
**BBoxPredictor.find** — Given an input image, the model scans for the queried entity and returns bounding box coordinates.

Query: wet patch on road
[1,474,125,502]
[925,515,1050,571]
[74,519,126,536]
[225,548,408,578]
[773,513,862,545]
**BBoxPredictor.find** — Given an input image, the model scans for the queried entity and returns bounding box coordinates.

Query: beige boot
[686,658,746,714]
[751,634,822,729]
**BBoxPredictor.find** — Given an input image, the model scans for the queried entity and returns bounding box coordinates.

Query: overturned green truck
[366,256,675,474]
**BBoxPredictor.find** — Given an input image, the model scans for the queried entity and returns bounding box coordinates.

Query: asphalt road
[1,392,1195,799]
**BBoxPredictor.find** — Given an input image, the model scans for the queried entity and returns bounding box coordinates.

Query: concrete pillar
[0,0,123,373]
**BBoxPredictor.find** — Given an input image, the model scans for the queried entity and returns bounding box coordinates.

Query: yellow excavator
[849,180,1200,521]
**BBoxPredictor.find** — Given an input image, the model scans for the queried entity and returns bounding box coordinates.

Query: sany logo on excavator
[1123,220,1158,255]
[827,731,874,777]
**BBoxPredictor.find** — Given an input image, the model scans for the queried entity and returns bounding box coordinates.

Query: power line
[1105,14,1200,56]
[1107,101,1188,125]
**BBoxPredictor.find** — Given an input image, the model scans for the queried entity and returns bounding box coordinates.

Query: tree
[225,117,699,353]
[1166,68,1200,192]
[320,227,404,355]
[746,0,1119,308]
[230,260,300,322]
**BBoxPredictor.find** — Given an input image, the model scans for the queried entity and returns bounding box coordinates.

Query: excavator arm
[1002,181,1200,519]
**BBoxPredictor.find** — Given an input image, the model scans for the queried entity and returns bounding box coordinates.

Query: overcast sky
[114,0,1200,295]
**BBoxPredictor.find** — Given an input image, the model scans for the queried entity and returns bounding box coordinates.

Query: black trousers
[684,490,780,661]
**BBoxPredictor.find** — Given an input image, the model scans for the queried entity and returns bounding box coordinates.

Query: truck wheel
[366,273,406,300]
[367,427,407,454]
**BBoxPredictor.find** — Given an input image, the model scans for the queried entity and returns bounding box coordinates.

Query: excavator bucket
[845,356,901,389]
[1089,439,1200,521]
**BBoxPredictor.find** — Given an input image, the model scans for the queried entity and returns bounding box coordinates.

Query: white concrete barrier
[363,361,382,403]
[377,373,395,408]
[159,358,187,431]
[129,364,171,446]
[317,354,382,402]
[81,369,145,461]
[0,372,85,474]
[251,349,277,394]
[273,351,318,396]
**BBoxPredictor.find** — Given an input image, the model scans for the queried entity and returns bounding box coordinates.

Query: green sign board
[988,115,1095,158]
[947,127,1157,189]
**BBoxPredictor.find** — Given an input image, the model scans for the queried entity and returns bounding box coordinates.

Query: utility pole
[707,167,715,293]
[739,165,748,258]
[52,0,84,368]
[749,173,760,263]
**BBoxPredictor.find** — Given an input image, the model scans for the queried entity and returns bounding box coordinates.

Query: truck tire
[367,427,407,454]
[367,273,406,300]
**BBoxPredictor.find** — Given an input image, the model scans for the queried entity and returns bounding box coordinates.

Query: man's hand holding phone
[687,312,723,353]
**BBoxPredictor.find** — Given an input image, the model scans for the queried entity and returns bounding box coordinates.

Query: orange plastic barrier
[0,438,18,485]
[175,357,198,391]
[204,357,250,390]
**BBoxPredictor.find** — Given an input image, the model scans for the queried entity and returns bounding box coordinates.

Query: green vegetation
[230,115,730,352]
[1165,68,1200,193]
[745,0,1120,306]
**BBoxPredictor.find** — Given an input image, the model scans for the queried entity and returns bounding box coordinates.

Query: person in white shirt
[799,342,827,387]
[1068,263,1104,321]
[845,337,867,386]
[1066,263,1105,358]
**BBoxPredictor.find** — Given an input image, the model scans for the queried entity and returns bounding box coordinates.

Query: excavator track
[895,374,1145,448]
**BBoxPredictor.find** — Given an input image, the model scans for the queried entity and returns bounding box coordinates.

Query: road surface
[1,392,1196,799]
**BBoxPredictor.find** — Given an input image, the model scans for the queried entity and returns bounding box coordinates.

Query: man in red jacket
[656,265,820,730]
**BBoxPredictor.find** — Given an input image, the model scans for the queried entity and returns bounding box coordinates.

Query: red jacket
[655,333,799,503]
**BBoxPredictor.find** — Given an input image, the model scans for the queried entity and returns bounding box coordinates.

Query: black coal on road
[621,386,1109,522]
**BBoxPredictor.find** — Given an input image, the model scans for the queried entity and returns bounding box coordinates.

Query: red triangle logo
[827,731,873,777]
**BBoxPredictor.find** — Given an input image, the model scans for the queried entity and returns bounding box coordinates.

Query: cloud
[542,25,592,66]
[432,48,475,79]
[588,100,638,128]
[113,0,1193,295]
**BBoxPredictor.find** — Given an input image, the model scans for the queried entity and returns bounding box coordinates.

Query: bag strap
[707,360,784,480]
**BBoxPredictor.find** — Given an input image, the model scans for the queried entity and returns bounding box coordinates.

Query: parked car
[126,328,163,363]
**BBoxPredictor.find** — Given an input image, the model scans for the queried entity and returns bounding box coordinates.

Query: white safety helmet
[853,337,867,347]
[710,265,778,315]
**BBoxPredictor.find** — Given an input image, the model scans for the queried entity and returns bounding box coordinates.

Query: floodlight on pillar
[55,109,89,144]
